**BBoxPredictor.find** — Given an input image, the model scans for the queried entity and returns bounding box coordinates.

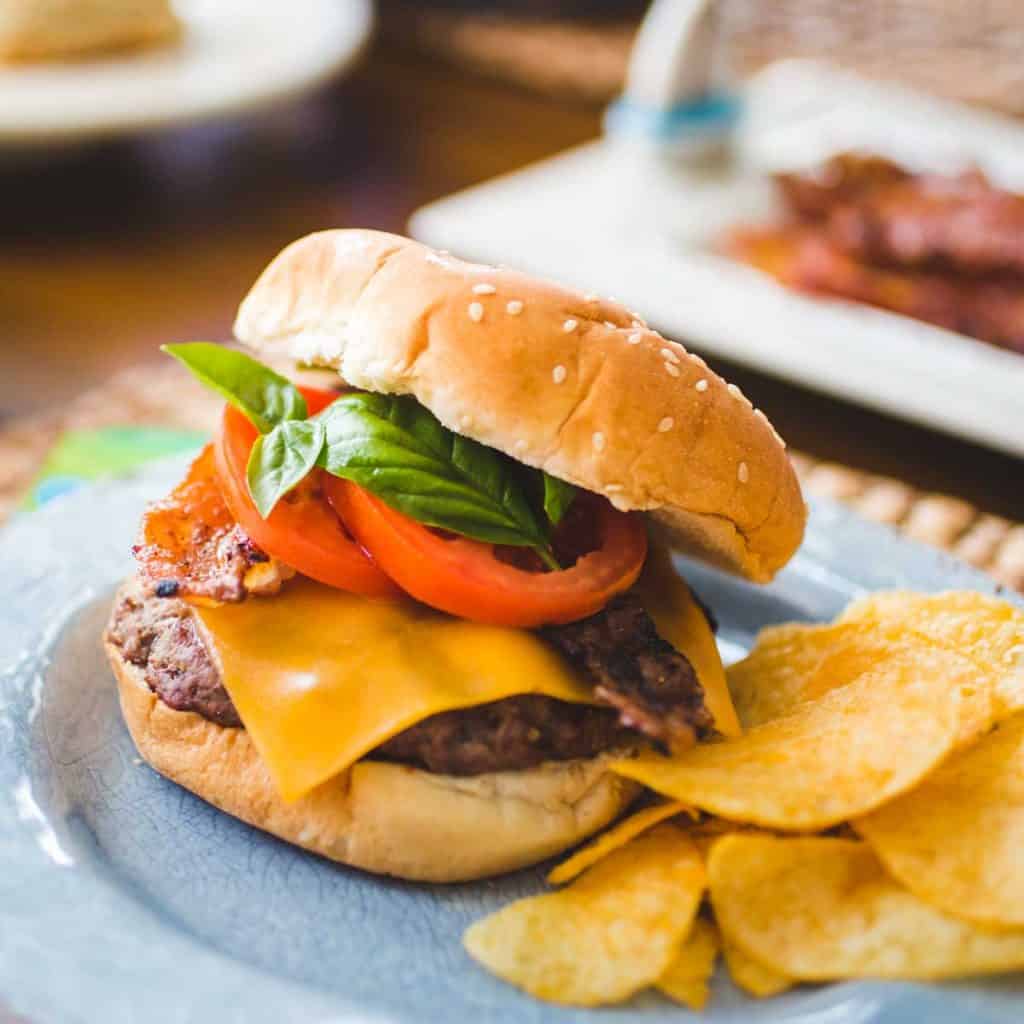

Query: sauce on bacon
[132,444,293,603]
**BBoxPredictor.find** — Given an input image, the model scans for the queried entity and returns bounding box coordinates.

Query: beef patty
[107,583,711,775]
[543,594,713,754]
[109,585,242,728]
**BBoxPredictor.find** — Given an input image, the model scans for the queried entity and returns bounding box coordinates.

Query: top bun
[234,230,805,581]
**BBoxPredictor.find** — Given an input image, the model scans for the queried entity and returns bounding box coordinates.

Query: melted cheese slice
[194,558,735,803]
[195,580,598,801]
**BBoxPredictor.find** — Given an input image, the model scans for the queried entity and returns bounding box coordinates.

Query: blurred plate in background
[0,0,372,148]
[411,60,1024,459]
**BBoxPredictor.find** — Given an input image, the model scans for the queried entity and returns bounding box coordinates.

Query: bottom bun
[108,641,640,882]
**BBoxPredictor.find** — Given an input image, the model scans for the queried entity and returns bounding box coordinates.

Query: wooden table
[0,41,1020,519]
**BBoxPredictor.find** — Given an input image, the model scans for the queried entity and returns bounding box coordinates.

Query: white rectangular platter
[410,60,1024,458]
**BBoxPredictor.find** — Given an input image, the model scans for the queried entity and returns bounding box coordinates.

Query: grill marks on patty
[544,593,713,755]
[107,583,713,775]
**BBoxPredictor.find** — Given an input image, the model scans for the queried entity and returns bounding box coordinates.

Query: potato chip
[818,642,991,750]
[856,714,1024,928]
[687,816,770,838]
[729,623,993,749]
[687,819,776,862]
[721,935,792,998]
[692,827,794,995]
[656,917,720,1011]
[709,835,1024,980]
[615,648,961,830]
[727,620,884,727]
[464,825,705,1005]
[547,801,696,886]
[839,590,1024,716]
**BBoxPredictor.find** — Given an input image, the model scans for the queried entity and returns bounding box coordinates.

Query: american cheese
[194,556,734,803]
[195,580,598,801]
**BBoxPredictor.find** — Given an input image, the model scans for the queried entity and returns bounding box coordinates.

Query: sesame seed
[584,293,598,302]
[592,431,606,452]
[460,414,474,429]
[695,379,709,392]
[755,409,786,447]
[506,300,523,316]
[658,417,674,432]
[631,319,645,329]
[689,353,707,368]
[605,484,623,493]
[738,461,750,484]
[563,318,578,333]
[468,302,484,323]
[664,362,681,378]
[472,283,496,295]
[604,321,617,330]
[552,364,567,384]
[660,347,681,364]
[514,439,527,453]
[728,383,752,407]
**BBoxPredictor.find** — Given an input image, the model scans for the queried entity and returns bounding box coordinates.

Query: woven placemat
[379,1,1024,115]
[2,360,1021,592]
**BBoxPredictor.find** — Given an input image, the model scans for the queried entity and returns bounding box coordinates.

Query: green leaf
[246,419,325,518]
[162,342,307,433]
[317,393,557,560]
[542,473,577,527]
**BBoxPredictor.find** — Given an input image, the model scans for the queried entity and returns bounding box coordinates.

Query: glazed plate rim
[0,0,372,147]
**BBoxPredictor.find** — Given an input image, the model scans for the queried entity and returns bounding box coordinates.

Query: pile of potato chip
[464,590,1024,1010]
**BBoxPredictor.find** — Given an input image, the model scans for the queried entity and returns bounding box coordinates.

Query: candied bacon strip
[132,444,293,603]
[774,154,909,222]
[727,226,1024,355]
[829,169,1024,277]
[776,155,1024,278]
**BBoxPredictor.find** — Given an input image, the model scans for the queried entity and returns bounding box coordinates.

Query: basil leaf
[542,473,577,527]
[317,393,556,562]
[246,419,325,518]
[162,342,307,433]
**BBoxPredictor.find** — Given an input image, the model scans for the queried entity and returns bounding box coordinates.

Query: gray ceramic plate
[1,457,1022,1024]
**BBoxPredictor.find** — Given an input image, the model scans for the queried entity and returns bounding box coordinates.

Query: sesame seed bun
[234,230,805,581]
[107,631,639,882]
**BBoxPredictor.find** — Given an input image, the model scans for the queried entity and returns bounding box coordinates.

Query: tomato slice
[324,477,648,627]
[215,388,399,597]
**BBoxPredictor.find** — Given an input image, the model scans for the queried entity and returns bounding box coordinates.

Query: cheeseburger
[104,230,805,882]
